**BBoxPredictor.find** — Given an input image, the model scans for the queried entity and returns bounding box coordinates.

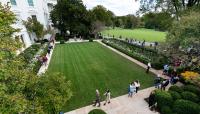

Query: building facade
[0,0,57,47]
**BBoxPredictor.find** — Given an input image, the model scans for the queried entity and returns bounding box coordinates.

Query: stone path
[65,87,159,114]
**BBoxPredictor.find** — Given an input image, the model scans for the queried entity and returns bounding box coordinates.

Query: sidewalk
[65,87,159,114]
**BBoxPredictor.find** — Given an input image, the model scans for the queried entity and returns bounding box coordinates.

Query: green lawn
[48,42,155,112]
[101,28,166,42]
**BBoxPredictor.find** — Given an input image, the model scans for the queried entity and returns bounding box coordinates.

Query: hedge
[88,109,106,114]
[102,39,168,69]
[181,91,199,103]
[161,106,173,114]
[168,91,181,100]
[155,90,173,109]
[173,99,200,114]
[168,86,183,93]
[182,85,200,95]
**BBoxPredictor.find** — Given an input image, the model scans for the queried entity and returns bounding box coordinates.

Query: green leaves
[23,17,44,40]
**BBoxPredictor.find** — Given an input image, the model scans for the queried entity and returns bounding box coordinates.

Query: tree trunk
[172,0,179,20]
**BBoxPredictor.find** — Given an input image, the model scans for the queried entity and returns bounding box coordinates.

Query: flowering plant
[181,71,199,80]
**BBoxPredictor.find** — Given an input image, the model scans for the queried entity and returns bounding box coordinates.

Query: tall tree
[0,3,22,61]
[138,0,200,19]
[166,11,200,52]
[141,12,173,31]
[0,4,72,113]
[50,0,90,38]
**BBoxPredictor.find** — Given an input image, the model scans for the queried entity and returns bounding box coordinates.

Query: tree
[91,5,115,26]
[166,11,200,52]
[138,0,200,20]
[23,17,44,41]
[0,4,72,113]
[124,15,140,29]
[0,3,22,61]
[141,12,173,31]
[50,0,90,38]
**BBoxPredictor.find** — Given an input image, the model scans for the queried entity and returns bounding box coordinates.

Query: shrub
[60,40,65,44]
[173,99,200,114]
[155,90,173,109]
[89,38,93,42]
[181,91,199,103]
[182,85,200,95]
[169,91,181,100]
[88,109,106,114]
[168,85,183,93]
[161,106,173,114]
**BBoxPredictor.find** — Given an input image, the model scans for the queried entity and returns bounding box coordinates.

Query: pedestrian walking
[146,62,151,73]
[161,79,170,90]
[154,75,161,89]
[93,89,101,107]
[104,89,111,105]
[128,83,136,97]
[134,80,140,93]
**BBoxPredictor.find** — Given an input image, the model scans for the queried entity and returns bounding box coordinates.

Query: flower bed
[181,71,200,88]
[102,38,169,69]
[15,43,48,74]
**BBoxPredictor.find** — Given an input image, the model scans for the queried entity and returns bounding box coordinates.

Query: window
[31,15,37,21]
[10,0,17,5]
[27,0,34,6]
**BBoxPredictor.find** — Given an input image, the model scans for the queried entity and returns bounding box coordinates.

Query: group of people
[93,81,141,107]
[37,39,55,67]
[154,75,170,90]
[128,80,140,97]
[93,89,111,107]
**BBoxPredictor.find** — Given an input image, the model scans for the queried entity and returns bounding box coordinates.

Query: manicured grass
[101,28,166,42]
[48,42,155,112]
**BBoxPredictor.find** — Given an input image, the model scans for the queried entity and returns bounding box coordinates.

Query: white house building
[0,0,57,48]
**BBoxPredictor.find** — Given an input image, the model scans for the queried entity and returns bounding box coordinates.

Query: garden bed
[102,38,169,69]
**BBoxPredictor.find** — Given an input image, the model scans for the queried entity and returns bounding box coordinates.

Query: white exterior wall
[0,0,57,48]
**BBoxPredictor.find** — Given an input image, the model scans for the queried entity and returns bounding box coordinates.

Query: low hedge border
[102,39,168,69]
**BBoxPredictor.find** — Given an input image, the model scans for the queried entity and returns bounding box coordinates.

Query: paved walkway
[65,87,159,114]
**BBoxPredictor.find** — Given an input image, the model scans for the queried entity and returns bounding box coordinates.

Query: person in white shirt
[146,62,151,73]
[104,89,111,105]
[134,80,140,93]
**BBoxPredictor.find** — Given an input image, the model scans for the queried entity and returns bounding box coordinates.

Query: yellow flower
[181,71,200,81]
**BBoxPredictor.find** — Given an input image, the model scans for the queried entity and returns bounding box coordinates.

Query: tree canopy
[0,4,72,113]
[166,11,200,52]
[50,0,90,38]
